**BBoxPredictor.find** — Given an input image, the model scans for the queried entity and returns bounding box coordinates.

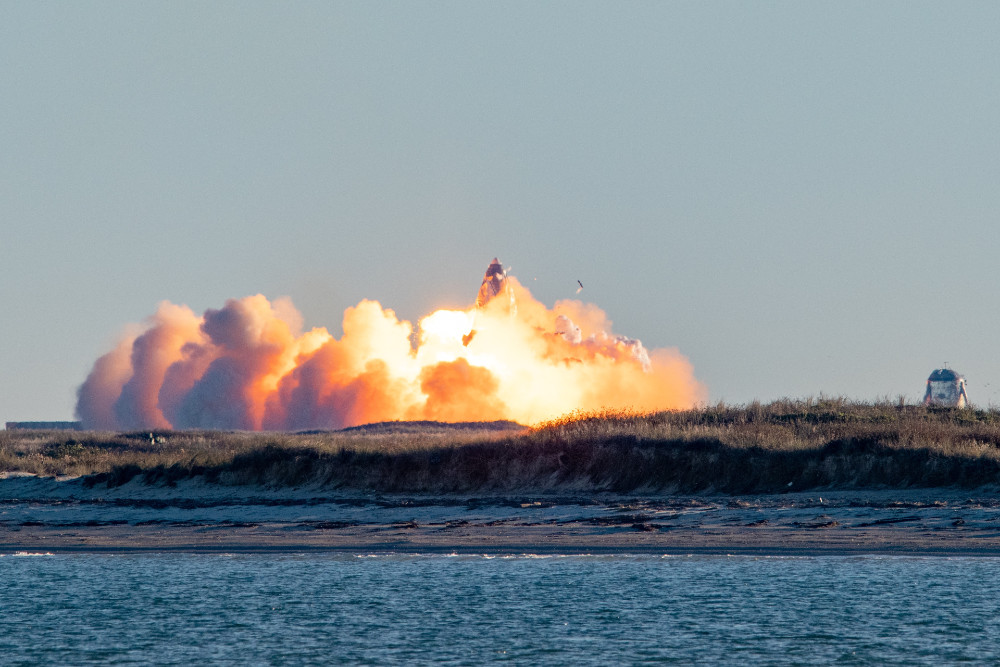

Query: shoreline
[6,527,1000,557]
[8,545,1000,557]
[4,475,1000,556]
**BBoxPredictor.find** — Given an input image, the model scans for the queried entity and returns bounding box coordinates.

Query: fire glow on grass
[76,273,706,430]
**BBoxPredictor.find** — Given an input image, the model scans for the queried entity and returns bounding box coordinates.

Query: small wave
[11,551,55,557]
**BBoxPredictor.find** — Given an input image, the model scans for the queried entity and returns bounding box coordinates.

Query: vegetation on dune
[5,399,1000,493]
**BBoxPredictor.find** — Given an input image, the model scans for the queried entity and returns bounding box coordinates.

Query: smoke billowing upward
[76,270,706,430]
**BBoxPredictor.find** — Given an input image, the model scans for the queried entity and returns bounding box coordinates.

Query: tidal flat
[2,480,1000,555]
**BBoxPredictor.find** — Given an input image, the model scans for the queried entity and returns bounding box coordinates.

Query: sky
[2,2,999,421]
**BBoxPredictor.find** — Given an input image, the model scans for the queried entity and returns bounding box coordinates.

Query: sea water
[1,553,998,665]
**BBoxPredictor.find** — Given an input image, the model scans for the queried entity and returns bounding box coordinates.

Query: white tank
[922,368,969,407]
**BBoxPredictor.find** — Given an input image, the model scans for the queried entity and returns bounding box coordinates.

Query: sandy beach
[2,474,1000,555]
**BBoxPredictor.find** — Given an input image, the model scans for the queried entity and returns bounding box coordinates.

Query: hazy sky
[3,2,999,420]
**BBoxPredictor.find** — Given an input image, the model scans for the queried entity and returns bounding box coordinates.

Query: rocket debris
[462,257,516,347]
[465,257,515,346]
[476,258,507,307]
[475,257,516,315]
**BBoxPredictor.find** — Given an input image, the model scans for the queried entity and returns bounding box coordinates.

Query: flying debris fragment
[576,280,584,294]
[923,367,969,407]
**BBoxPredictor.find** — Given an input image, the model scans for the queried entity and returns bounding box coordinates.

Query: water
[2,553,999,665]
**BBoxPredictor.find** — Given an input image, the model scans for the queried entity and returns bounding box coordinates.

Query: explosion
[76,260,706,430]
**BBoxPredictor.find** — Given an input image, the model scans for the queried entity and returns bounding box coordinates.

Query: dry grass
[0,424,520,481]
[5,400,1000,493]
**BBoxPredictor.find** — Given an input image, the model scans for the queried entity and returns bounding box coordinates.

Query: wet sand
[4,519,999,557]
[3,475,1000,555]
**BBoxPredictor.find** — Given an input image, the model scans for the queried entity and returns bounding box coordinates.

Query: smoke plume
[76,276,705,430]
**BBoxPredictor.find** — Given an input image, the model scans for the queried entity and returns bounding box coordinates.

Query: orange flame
[77,277,705,430]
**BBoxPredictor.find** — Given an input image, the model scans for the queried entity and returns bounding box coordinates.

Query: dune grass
[5,399,1000,493]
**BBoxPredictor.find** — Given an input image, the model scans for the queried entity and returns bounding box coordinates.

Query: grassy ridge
[5,399,1000,493]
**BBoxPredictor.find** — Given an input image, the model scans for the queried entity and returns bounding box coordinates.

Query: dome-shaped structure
[923,368,969,407]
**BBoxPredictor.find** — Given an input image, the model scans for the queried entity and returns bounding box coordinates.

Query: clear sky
[3,2,999,421]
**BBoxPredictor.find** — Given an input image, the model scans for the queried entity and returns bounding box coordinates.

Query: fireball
[77,260,706,430]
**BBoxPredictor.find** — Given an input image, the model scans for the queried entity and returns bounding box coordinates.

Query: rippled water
[1,553,999,665]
